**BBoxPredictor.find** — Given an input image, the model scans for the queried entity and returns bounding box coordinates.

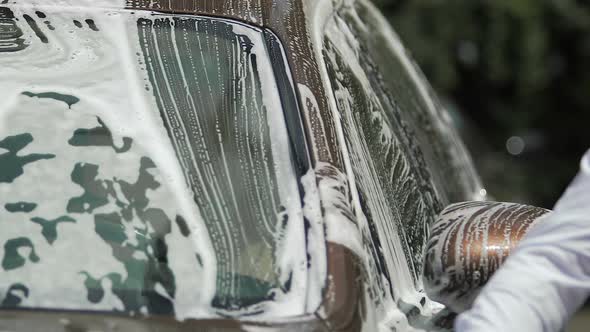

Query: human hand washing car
[453,149,590,332]
[424,150,590,332]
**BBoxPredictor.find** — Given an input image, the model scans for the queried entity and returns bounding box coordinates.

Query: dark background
[373,0,590,208]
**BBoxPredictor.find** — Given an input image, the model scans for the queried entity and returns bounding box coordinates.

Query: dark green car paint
[0,133,55,183]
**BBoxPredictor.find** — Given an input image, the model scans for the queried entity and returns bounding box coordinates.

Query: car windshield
[0,4,307,318]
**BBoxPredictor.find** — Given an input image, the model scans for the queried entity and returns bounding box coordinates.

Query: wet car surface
[0,0,483,331]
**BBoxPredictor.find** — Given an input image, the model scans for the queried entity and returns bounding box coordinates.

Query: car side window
[0,8,307,316]
[322,6,441,302]
[338,1,482,204]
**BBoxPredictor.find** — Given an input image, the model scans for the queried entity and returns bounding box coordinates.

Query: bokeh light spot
[506,136,525,156]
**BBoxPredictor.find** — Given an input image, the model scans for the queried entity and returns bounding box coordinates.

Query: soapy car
[0,0,541,331]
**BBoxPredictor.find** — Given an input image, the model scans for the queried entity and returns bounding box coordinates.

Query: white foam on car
[0,1,320,320]
[0,4,218,318]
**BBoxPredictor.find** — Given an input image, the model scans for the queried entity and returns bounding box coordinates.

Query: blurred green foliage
[374,0,590,207]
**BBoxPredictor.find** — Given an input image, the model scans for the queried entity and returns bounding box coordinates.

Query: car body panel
[0,309,328,331]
